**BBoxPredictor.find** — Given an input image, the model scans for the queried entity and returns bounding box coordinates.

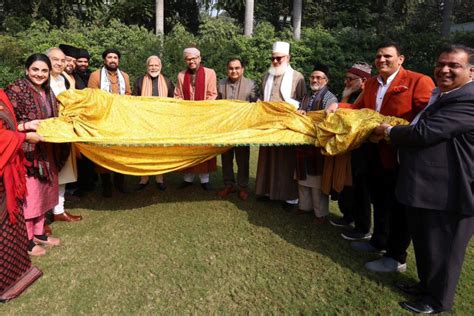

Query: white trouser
[298,185,329,218]
[53,184,66,215]
[183,173,209,183]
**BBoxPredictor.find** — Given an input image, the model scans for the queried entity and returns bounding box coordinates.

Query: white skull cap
[272,41,290,55]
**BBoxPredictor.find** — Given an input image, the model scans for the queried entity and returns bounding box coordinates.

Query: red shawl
[0,89,28,224]
[182,66,206,100]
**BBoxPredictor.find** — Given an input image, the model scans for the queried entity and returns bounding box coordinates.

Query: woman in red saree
[0,88,43,302]
[5,53,63,256]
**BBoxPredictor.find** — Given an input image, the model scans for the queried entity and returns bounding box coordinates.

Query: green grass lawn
[2,148,472,314]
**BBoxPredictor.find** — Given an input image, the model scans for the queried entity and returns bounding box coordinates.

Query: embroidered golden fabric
[37,89,408,175]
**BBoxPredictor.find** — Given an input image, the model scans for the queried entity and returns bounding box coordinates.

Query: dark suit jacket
[345,67,435,168]
[390,81,474,216]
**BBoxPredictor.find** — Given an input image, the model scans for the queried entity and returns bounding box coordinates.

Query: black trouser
[337,186,355,222]
[368,152,411,263]
[406,207,473,310]
[77,156,96,191]
[101,173,124,190]
[221,146,250,188]
[340,145,371,231]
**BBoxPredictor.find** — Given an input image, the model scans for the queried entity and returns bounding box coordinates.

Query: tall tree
[156,0,164,35]
[292,0,302,40]
[244,0,254,36]
[441,0,454,38]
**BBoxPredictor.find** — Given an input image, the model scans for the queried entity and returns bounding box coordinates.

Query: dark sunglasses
[271,56,285,62]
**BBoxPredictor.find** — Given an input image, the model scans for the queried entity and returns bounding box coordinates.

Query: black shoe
[399,300,444,314]
[282,202,298,212]
[156,182,167,191]
[200,183,211,191]
[136,182,149,191]
[395,282,425,296]
[329,217,354,227]
[178,181,193,189]
[341,229,372,241]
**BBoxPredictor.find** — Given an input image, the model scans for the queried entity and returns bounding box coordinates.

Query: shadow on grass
[71,167,417,295]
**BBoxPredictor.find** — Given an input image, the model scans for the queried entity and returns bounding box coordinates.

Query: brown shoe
[217,186,236,198]
[53,211,83,222]
[238,189,249,201]
[44,224,53,236]
[28,244,47,256]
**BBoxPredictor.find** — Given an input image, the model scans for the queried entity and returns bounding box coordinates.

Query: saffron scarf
[0,90,28,225]
[182,66,205,100]
[141,74,168,97]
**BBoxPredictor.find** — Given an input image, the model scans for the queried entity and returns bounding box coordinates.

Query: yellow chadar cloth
[38,89,407,181]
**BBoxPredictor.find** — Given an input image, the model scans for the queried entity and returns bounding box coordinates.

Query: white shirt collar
[377,67,401,86]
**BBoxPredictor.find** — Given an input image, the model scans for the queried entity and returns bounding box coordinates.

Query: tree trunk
[441,0,454,38]
[244,0,254,37]
[156,0,164,35]
[293,0,302,40]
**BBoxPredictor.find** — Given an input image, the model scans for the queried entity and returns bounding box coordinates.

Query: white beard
[148,71,161,78]
[268,63,288,77]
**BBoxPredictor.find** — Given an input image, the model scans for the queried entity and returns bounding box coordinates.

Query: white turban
[183,47,200,58]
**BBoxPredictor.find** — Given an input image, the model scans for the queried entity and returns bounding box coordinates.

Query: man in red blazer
[338,41,435,272]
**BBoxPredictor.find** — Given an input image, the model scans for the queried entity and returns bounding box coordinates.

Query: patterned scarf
[5,78,58,181]
[183,66,205,100]
[100,67,126,95]
[0,90,28,224]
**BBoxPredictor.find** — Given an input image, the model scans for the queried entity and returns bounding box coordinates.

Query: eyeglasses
[185,57,200,63]
[344,76,360,82]
[310,76,327,81]
[271,56,286,62]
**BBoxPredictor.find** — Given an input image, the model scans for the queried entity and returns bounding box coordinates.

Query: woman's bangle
[23,122,27,131]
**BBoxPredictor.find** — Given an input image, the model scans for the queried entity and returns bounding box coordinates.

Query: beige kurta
[256,69,306,200]
[174,66,218,174]
[174,67,217,100]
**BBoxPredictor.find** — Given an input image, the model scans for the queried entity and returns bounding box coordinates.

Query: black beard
[105,64,118,71]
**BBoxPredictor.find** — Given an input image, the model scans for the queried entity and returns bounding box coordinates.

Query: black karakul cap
[102,48,121,59]
[77,48,91,60]
[312,62,330,77]
[59,44,80,58]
